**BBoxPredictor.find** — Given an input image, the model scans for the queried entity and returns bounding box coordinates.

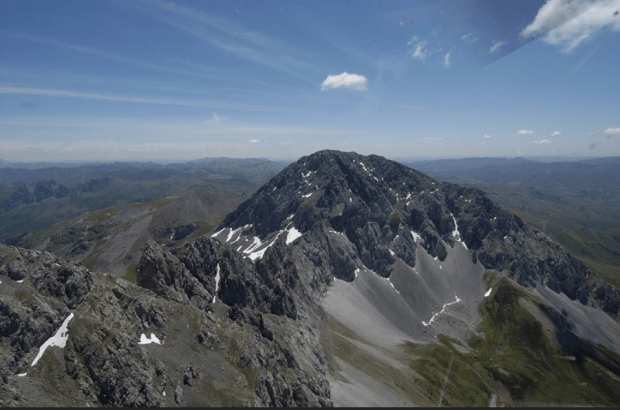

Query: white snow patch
[244,236,262,253]
[354,268,359,278]
[288,214,295,219]
[484,288,493,297]
[349,198,352,202]
[439,265,442,270]
[138,333,162,345]
[359,162,370,174]
[450,213,468,250]
[286,227,303,244]
[226,227,241,243]
[31,312,74,367]
[163,391,166,397]
[17,279,24,283]
[212,264,221,303]
[422,293,461,327]
[272,186,277,191]
[406,193,412,200]
[18,373,27,377]
[411,231,422,242]
[389,249,395,256]
[302,192,313,198]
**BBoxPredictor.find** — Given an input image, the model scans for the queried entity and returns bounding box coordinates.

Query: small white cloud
[321,72,368,91]
[550,130,562,137]
[604,127,620,135]
[521,0,620,52]
[412,42,428,61]
[490,41,505,53]
[444,52,451,67]
[248,139,260,143]
[517,129,534,135]
[534,139,552,144]
[408,35,429,61]
[483,134,493,139]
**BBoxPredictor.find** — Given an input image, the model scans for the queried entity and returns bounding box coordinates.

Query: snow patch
[226,227,241,243]
[450,213,468,250]
[212,264,221,303]
[302,192,313,198]
[17,279,24,283]
[211,227,226,238]
[138,333,161,345]
[422,293,461,327]
[484,288,492,297]
[31,312,74,367]
[354,268,359,278]
[244,236,262,253]
[389,249,395,256]
[18,373,27,377]
[411,231,422,242]
[286,227,303,244]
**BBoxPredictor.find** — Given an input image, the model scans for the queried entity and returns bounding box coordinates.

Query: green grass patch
[122,263,137,284]
[403,278,620,406]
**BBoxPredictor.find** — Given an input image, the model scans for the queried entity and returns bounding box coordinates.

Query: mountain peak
[213,150,619,323]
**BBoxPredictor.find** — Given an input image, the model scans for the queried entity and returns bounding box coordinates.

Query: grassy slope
[402,274,620,406]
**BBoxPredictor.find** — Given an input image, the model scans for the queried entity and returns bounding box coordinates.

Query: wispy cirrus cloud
[604,127,620,134]
[0,86,271,111]
[483,134,493,139]
[444,52,452,67]
[0,31,222,81]
[461,33,479,43]
[550,131,562,137]
[516,129,534,135]
[321,72,368,91]
[138,0,316,79]
[521,0,620,52]
[534,139,552,143]
[489,41,506,53]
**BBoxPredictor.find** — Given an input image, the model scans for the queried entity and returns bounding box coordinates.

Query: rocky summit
[2,149,620,407]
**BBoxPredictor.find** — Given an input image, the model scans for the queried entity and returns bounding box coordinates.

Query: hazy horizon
[0,152,616,167]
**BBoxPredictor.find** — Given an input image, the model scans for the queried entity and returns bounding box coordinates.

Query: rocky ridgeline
[219,150,620,320]
[0,234,331,406]
[0,178,112,211]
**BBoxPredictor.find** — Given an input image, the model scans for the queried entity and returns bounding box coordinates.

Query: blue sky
[1,0,620,162]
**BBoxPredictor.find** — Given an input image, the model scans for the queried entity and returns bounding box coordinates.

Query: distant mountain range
[404,157,620,195]
[2,150,620,407]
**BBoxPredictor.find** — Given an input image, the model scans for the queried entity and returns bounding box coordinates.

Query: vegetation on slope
[404,275,620,406]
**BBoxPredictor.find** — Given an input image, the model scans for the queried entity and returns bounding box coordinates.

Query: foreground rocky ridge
[0,240,331,406]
